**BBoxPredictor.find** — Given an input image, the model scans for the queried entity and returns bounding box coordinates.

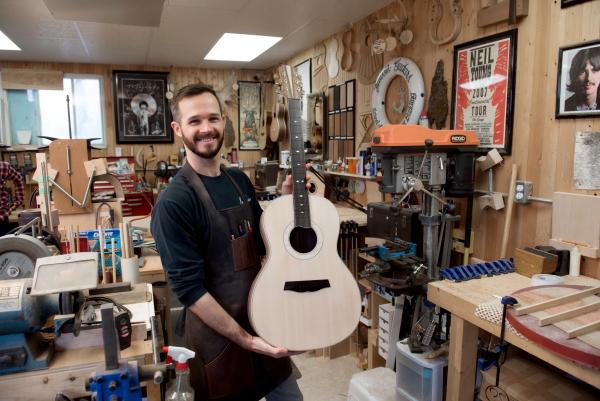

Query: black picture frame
[561,0,593,8]
[555,39,600,119]
[112,70,173,144]
[451,29,518,155]
[238,81,261,150]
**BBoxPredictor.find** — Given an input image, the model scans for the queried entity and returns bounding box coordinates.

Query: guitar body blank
[248,195,361,351]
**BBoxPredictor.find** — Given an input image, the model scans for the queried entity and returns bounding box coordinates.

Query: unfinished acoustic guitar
[248,65,361,351]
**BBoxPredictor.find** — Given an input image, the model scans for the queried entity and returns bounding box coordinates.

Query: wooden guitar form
[270,99,286,142]
[270,72,287,142]
[248,65,361,351]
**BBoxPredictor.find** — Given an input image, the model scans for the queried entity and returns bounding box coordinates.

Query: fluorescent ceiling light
[204,33,281,62]
[0,30,20,51]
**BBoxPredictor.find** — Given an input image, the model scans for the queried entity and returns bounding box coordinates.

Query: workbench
[0,340,159,401]
[428,273,600,401]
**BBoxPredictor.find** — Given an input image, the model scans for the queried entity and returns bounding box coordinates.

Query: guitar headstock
[276,64,303,99]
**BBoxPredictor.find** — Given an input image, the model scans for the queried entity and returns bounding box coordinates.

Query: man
[137,100,151,136]
[565,47,600,111]
[151,84,303,401]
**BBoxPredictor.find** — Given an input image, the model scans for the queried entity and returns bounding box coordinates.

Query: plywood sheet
[551,192,600,253]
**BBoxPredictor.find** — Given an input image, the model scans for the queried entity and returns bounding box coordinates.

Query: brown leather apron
[180,164,291,401]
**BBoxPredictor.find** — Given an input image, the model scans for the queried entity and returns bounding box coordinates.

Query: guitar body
[248,194,361,350]
[269,100,286,142]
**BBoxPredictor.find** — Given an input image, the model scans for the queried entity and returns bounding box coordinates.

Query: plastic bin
[396,342,447,401]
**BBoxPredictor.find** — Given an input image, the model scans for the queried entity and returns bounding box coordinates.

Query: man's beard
[182,131,224,159]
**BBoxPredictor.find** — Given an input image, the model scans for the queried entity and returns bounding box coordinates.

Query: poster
[451,30,517,154]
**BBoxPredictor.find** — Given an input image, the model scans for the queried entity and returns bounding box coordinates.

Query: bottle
[370,154,377,177]
[165,346,196,401]
[418,112,429,128]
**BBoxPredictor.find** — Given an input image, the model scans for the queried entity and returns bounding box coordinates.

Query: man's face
[172,93,224,159]
[577,61,600,97]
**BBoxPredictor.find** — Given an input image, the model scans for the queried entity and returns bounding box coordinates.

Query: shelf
[322,171,377,180]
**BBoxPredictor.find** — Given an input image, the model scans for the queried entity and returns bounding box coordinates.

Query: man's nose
[199,120,211,131]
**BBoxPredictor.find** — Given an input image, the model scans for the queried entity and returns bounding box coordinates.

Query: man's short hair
[139,101,148,108]
[170,84,223,122]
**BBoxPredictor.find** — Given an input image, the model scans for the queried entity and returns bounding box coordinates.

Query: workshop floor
[260,352,361,400]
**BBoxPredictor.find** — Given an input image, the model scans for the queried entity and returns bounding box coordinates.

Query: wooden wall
[0,61,265,168]
[1,0,599,276]
[281,0,600,276]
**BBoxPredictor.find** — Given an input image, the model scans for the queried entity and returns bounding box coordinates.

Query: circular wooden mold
[507,285,600,369]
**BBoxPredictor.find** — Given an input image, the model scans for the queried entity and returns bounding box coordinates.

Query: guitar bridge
[283,279,331,293]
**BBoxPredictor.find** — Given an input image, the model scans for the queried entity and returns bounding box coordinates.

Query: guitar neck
[288,98,310,228]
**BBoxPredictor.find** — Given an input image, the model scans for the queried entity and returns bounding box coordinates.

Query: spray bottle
[165,346,196,401]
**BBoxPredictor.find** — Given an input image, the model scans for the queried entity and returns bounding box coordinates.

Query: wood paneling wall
[0,61,264,168]
[1,0,599,276]
[281,0,600,276]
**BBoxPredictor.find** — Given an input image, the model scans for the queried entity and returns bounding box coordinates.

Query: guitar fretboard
[288,98,310,228]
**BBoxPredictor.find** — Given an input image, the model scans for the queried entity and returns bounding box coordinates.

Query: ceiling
[0,0,394,70]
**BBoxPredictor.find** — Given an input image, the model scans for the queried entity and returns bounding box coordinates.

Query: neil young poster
[451,30,517,154]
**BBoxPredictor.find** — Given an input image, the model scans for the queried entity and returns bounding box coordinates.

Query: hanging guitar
[269,71,288,142]
[248,65,361,351]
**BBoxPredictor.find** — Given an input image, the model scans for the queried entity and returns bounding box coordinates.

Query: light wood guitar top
[248,195,361,350]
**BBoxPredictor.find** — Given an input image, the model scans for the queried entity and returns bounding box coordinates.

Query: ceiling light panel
[0,30,21,51]
[204,33,281,62]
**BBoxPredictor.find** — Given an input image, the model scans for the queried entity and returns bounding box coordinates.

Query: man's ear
[171,121,182,137]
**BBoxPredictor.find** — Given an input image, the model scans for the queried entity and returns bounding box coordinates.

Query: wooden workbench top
[428,273,600,389]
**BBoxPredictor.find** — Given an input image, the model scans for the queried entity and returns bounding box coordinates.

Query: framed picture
[238,81,261,150]
[556,40,600,119]
[112,70,173,144]
[451,29,518,154]
[561,0,593,8]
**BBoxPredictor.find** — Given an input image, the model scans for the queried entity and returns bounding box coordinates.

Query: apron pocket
[231,232,259,271]
[204,342,255,399]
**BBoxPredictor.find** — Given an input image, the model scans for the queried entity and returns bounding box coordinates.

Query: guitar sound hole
[289,226,317,254]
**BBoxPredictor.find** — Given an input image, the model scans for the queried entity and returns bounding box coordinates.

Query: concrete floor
[293,352,362,401]
[258,352,361,401]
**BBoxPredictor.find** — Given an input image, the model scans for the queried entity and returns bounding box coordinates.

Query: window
[3,74,106,147]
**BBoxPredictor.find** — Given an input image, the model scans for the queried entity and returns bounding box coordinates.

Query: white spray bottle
[165,346,195,401]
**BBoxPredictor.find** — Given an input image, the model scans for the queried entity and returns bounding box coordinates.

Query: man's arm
[188,292,296,358]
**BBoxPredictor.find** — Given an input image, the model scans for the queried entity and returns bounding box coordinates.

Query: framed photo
[556,40,600,119]
[112,70,173,144]
[238,81,261,150]
[451,29,518,154]
[561,0,593,8]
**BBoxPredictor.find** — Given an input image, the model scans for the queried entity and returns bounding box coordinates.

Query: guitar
[269,71,287,142]
[248,65,361,351]
[269,99,287,142]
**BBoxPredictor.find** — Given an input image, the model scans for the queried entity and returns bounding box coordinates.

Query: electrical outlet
[514,180,533,203]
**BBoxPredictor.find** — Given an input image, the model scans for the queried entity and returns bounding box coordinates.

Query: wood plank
[566,319,600,339]
[447,316,478,401]
[539,299,600,326]
[515,286,600,316]
[551,192,600,258]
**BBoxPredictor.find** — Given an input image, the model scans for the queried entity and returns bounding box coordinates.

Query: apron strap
[181,163,249,212]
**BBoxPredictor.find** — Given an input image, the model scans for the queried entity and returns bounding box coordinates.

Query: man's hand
[281,163,312,195]
[244,335,304,358]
